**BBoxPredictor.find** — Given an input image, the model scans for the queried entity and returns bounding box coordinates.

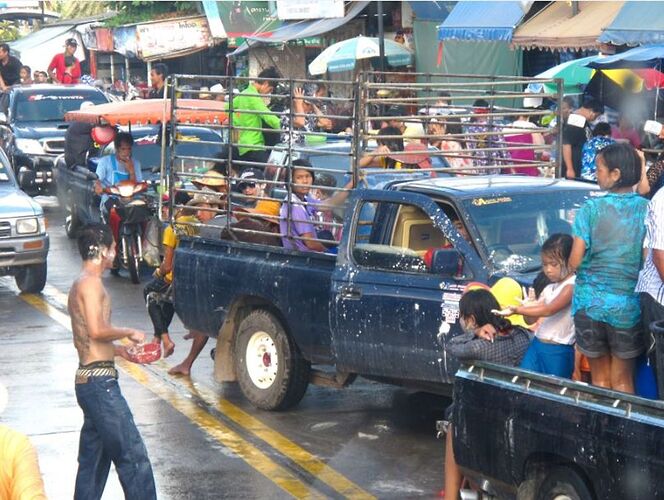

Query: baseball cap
[65,38,78,47]
[238,168,263,189]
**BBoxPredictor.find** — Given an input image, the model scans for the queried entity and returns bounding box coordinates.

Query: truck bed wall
[453,367,664,499]
[173,237,337,364]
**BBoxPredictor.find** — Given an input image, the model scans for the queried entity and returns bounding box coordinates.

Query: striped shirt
[636,188,664,303]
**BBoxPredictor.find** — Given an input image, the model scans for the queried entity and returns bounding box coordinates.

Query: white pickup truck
[0,147,48,292]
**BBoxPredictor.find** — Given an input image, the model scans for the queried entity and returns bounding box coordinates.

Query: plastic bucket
[649,320,664,398]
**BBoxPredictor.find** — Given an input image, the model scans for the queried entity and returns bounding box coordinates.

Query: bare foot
[162,335,175,358]
[168,362,191,376]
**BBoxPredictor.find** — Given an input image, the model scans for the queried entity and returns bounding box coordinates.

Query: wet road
[0,200,448,499]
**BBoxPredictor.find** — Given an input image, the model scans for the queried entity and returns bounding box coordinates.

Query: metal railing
[159,72,564,252]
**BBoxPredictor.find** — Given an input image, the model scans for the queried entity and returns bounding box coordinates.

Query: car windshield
[102,130,223,175]
[14,90,108,122]
[461,189,599,273]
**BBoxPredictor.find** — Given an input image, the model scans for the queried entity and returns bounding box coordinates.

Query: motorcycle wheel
[124,233,141,284]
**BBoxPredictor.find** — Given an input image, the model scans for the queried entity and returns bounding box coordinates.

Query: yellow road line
[27,287,376,500]
[20,292,325,499]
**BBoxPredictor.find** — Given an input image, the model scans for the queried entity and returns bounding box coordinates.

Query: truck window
[352,201,452,274]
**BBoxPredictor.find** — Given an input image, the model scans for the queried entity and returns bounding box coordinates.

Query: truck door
[331,190,484,384]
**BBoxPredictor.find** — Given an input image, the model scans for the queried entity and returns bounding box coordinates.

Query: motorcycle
[104,180,153,284]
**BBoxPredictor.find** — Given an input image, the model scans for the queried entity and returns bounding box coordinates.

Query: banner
[276,0,345,20]
[136,16,213,61]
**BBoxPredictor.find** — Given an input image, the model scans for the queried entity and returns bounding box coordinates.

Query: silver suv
[0,148,48,292]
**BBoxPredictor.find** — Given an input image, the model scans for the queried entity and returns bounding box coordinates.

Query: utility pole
[377,1,385,74]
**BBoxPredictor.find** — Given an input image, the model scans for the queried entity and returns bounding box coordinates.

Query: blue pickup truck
[173,175,598,410]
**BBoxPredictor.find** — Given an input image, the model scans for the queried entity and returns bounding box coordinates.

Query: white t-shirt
[536,274,576,345]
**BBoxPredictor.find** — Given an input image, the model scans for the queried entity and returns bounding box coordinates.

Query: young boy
[580,122,614,182]
[68,224,156,499]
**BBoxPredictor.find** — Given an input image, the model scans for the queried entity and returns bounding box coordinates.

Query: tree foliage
[0,20,19,42]
[104,1,197,27]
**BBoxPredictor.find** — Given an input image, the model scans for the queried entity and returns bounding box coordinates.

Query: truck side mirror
[431,248,461,276]
[18,169,36,190]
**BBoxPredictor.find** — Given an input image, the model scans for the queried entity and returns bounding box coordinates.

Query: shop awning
[599,1,664,46]
[512,1,624,51]
[229,1,369,58]
[10,25,86,73]
[437,1,530,42]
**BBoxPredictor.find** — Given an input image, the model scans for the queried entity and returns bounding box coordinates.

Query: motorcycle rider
[94,132,143,274]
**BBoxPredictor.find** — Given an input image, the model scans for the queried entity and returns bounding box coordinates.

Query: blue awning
[437,1,530,42]
[408,1,456,22]
[599,1,664,46]
[587,45,664,70]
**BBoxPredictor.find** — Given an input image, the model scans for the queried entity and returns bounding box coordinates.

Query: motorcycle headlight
[16,217,39,234]
[15,139,45,155]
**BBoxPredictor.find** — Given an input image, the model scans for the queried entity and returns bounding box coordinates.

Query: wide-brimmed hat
[187,191,223,208]
[191,170,228,189]
[388,143,432,169]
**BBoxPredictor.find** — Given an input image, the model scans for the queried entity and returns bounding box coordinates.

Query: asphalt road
[0,199,449,499]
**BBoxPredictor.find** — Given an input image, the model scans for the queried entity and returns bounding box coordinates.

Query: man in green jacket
[230,67,281,166]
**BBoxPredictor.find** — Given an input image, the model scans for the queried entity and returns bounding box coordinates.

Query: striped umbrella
[308,36,413,75]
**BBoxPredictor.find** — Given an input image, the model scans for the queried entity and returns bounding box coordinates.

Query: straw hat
[187,191,223,208]
[191,170,228,189]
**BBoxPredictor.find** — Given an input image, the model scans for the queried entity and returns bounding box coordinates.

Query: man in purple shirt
[279,159,352,252]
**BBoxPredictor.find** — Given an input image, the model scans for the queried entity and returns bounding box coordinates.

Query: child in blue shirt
[569,143,648,393]
[580,122,614,182]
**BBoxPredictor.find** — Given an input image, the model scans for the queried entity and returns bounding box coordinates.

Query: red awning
[64,99,227,126]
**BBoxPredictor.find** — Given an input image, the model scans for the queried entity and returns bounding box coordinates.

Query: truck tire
[234,310,310,411]
[15,262,47,293]
[536,466,593,500]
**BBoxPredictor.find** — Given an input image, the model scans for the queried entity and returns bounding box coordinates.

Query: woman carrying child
[496,234,576,378]
[569,143,649,393]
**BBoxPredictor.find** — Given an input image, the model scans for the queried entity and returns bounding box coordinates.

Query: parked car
[0,146,48,292]
[0,84,109,195]
[451,361,664,499]
[55,124,224,238]
[171,175,598,410]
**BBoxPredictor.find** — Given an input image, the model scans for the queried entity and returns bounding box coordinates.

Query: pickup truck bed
[453,362,664,500]
[175,237,337,364]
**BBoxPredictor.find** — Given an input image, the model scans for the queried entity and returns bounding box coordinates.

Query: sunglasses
[241,182,257,189]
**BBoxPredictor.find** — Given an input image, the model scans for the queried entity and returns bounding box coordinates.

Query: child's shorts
[574,310,645,359]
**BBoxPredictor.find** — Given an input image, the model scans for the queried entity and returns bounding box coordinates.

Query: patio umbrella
[526,56,602,95]
[308,36,413,75]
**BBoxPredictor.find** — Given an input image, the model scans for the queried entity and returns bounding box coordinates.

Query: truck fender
[213,295,291,383]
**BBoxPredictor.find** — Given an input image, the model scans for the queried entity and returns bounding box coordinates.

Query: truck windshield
[14,90,108,122]
[462,189,600,273]
[0,158,13,184]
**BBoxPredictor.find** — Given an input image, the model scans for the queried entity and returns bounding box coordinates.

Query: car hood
[0,184,42,218]
[12,121,68,140]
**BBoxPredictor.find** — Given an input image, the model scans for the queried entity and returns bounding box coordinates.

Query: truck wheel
[537,466,593,500]
[124,234,141,284]
[15,262,47,293]
[234,310,310,411]
[64,191,81,239]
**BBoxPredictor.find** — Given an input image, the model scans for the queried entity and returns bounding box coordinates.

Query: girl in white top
[497,233,576,378]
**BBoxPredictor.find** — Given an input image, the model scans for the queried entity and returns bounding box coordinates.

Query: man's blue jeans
[74,376,156,500]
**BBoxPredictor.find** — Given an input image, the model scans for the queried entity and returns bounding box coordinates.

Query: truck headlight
[15,138,45,155]
[16,217,39,234]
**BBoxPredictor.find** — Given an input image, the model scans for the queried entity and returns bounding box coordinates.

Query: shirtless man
[68,224,156,500]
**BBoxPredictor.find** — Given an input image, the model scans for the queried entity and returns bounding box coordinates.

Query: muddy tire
[536,466,593,500]
[15,262,47,293]
[234,310,310,411]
